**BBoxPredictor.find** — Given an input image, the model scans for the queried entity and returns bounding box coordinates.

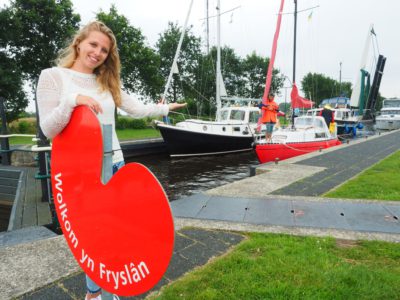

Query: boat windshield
[230,110,245,121]
[381,110,400,115]
[383,100,400,108]
[249,111,260,123]
[295,117,325,128]
[220,110,229,121]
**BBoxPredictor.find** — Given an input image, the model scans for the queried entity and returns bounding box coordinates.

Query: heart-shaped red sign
[51,106,174,296]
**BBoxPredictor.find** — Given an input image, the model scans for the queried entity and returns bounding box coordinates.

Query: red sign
[51,106,174,296]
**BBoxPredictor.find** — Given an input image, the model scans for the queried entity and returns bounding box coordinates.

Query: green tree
[4,0,80,83]
[0,0,80,121]
[155,22,202,103]
[241,52,285,99]
[301,72,352,106]
[191,46,243,117]
[97,6,163,99]
[0,53,27,122]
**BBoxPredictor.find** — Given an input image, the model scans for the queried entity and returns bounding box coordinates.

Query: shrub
[116,117,147,130]
[9,118,37,134]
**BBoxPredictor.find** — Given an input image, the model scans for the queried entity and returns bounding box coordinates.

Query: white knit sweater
[36,67,169,163]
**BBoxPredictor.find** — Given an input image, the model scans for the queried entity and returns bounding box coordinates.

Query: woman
[36,21,185,300]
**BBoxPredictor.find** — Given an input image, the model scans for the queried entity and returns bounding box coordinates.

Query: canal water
[126,125,376,202]
[126,151,259,201]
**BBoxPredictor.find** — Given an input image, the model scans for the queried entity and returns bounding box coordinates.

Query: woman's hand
[76,94,103,114]
[168,102,187,111]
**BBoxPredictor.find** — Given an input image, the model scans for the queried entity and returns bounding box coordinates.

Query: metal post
[101,124,113,184]
[33,83,52,203]
[100,123,113,300]
[0,97,11,165]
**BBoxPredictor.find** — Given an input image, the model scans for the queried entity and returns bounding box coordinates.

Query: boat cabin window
[315,119,325,128]
[382,110,400,115]
[249,111,260,123]
[230,110,245,121]
[383,100,400,108]
[294,117,313,126]
[220,110,229,121]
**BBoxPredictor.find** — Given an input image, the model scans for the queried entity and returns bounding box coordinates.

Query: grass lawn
[116,128,161,140]
[8,135,35,145]
[324,150,400,201]
[150,233,400,300]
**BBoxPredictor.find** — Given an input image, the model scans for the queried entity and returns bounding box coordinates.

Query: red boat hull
[255,139,341,163]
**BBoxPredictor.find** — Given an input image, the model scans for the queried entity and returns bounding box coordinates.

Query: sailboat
[155,0,261,157]
[254,0,341,164]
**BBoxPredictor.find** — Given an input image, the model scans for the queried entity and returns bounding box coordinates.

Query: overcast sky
[2,0,399,108]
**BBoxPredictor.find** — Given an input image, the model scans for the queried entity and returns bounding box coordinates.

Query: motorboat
[375,98,400,130]
[305,97,362,135]
[254,116,341,163]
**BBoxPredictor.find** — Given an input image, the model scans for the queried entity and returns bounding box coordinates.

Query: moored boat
[375,98,400,130]
[254,116,341,163]
[156,103,260,157]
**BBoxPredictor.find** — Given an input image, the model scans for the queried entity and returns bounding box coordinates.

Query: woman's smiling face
[74,30,111,74]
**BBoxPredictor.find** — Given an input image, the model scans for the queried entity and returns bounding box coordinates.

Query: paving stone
[337,202,400,234]
[19,284,73,300]
[292,201,351,230]
[179,242,218,266]
[384,205,400,219]
[118,277,169,300]
[0,226,56,248]
[174,232,196,252]
[244,198,294,226]
[163,252,195,281]
[59,272,86,299]
[196,196,248,222]
[171,194,210,218]
[178,228,238,254]
[179,228,242,246]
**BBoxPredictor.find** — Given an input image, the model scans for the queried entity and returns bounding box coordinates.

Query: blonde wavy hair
[57,21,122,107]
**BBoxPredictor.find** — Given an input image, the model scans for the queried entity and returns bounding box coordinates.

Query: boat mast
[206,0,210,54]
[162,0,194,102]
[216,0,222,121]
[291,0,298,125]
[292,0,297,84]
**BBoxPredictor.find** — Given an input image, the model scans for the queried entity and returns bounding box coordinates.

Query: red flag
[291,83,314,108]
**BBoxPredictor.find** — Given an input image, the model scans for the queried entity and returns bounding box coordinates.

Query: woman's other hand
[76,94,103,114]
[168,102,187,111]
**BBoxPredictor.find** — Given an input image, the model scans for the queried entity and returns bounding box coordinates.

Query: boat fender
[344,124,351,134]
[356,122,364,129]
[352,126,357,136]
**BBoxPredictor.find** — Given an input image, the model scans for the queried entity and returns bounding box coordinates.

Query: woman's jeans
[86,160,125,294]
